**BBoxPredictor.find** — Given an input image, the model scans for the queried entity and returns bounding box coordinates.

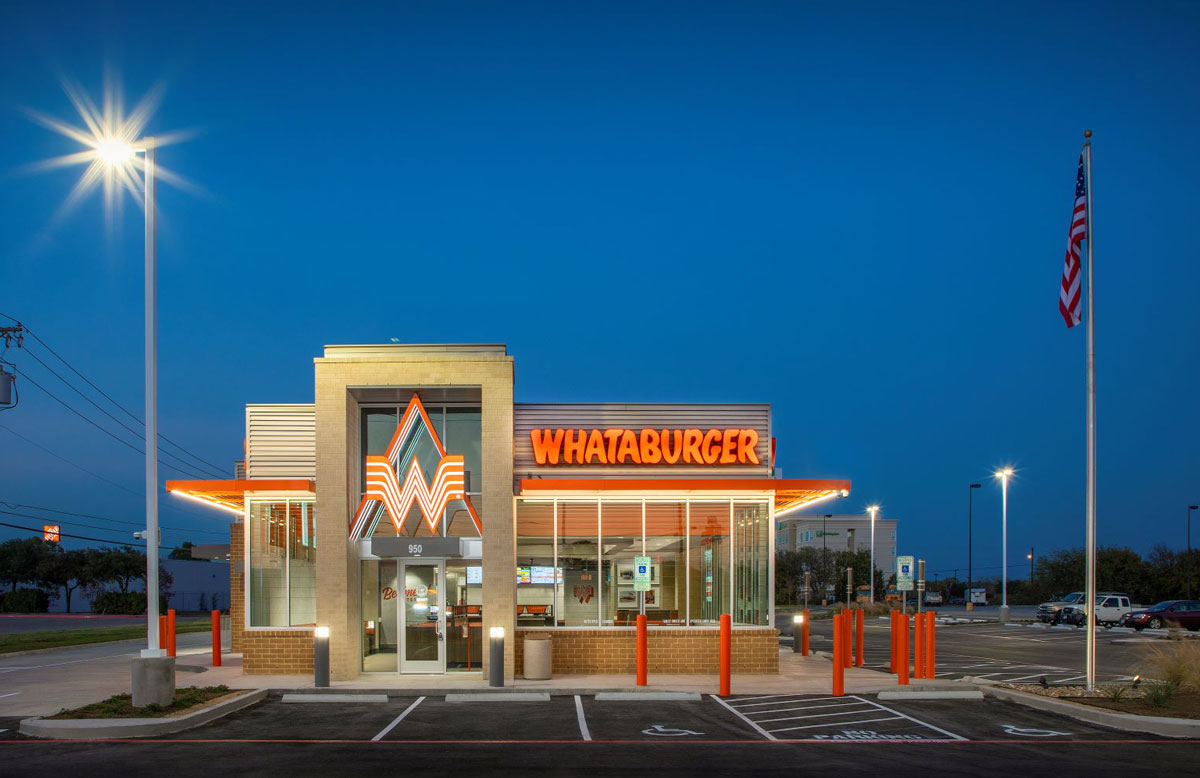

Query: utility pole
[968,484,981,607]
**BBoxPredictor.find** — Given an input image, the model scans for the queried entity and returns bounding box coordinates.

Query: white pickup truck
[1061,594,1133,626]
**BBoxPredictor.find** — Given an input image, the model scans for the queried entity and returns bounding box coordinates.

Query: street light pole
[142,140,163,659]
[996,469,1013,623]
[1188,506,1198,600]
[1027,546,1035,581]
[968,483,980,607]
[867,506,879,603]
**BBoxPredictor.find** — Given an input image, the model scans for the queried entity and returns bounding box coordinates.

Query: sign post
[917,559,926,615]
[634,555,651,616]
[897,555,914,614]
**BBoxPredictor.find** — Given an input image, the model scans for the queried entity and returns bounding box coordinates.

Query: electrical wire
[0,519,174,552]
[17,321,231,475]
[0,503,229,536]
[0,507,213,540]
[19,346,226,478]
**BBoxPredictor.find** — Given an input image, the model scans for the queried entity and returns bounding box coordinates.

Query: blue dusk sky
[1,1,1198,581]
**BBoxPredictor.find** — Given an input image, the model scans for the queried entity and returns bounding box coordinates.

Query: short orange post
[719,614,731,697]
[898,614,910,685]
[842,610,851,668]
[158,614,166,650]
[888,611,897,672]
[926,612,936,677]
[855,609,864,667]
[832,613,845,696]
[211,610,222,667]
[801,609,810,656]
[167,608,177,658]
[636,614,648,686]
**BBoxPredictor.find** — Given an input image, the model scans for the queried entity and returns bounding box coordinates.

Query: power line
[0,503,228,536]
[0,507,208,541]
[0,519,174,552]
[18,322,232,475]
[17,370,214,479]
[0,423,233,525]
[19,345,226,479]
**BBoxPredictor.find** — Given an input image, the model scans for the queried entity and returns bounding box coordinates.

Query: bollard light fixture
[315,626,330,639]
[490,626,505,639]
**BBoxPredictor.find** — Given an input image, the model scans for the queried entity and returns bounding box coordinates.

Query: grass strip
[0,619,210,654]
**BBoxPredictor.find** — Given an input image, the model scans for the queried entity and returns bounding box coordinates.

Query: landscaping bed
[47,685,234,719]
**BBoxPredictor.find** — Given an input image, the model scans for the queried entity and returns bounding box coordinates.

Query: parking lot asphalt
[0,693,1195,777]
[794,618,1150,685]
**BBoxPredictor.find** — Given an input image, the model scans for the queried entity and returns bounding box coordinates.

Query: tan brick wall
[229,521,244,653]
[242,631,315,674]
[513,628,779,675]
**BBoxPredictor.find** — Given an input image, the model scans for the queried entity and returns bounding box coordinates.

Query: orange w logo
[350,394,482,538]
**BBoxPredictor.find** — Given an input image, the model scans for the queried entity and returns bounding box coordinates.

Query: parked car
[1038,591,1129,623]
[1059,594,1132,627]
[1120,600,1200,631]
[949,597,966,606]
[924,591,944,606]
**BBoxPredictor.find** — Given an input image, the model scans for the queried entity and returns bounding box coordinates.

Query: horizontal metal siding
[514,403,770,478]
[245,404,316,479]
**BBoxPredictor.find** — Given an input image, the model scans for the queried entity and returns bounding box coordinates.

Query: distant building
[776,514,898,579]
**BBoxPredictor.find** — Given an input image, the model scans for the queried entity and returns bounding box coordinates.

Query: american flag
[1059,152,1087,328]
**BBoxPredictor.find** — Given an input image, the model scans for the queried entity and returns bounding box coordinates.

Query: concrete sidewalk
[189,648,902,696]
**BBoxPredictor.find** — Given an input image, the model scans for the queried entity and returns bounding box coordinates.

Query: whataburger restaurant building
[168,344,850,682]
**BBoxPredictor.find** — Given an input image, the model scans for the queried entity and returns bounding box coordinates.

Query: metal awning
[517,478,850,518]
[165,479,316,515]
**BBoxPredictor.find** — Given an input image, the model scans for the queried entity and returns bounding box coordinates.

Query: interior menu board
[530,566,556,584]
[516,566,531,585]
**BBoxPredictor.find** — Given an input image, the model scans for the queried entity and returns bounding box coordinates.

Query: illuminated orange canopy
[166,479,315,514]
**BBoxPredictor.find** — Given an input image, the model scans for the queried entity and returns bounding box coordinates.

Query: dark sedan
[1120,600,1200,630]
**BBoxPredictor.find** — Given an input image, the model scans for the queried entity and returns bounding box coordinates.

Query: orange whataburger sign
[530,428,761,466]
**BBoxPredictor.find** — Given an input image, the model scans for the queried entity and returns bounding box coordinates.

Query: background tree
[0,537,55,592]
[169,541,195,560]
[87,546,146,593]
[37,547,93,613]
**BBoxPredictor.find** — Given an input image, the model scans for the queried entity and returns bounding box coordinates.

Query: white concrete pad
[594,692,701,701]
[445,692,550,702]
[281,693,388,703]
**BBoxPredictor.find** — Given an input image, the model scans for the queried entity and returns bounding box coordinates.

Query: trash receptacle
[523,633,552,680]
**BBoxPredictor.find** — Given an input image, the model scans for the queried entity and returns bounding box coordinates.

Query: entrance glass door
[400,562,444,673]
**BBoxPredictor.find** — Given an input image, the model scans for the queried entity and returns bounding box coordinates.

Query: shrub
[1144,681,1179,708]
[1,587,50,613]
[1146,639,1200,692]
[91,592,147,615]
[1101,684,1128,701]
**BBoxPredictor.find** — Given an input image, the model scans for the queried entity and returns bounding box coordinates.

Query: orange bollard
[926,612,936,677]
[842,610,851,668]
[158,614,166,650]
[832,613,844,696]
[855,609,864,667]
[914,613,925,678]
[636,614,648,686]
[719,614,731,697]
[801,609,810,656]
[167,609,177,658]
[898,614,910,685]
[211,610,222,667]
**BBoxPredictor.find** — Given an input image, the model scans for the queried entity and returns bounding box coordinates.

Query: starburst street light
[24,75,192,703]
[995,467,1015,623]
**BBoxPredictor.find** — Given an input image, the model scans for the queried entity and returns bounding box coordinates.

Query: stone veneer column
[314,351,515,682]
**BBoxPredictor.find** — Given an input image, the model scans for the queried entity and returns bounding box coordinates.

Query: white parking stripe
[730,696,840,708]
[710,695,777,741]
[743,701,871,717]
[574,695,591,741]
[371,696,424,741]
[756,707,875,724]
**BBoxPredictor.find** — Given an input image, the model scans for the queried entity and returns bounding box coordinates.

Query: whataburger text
[530,428,761,466]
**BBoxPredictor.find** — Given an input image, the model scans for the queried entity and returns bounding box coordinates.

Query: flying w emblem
[350,394,482,539]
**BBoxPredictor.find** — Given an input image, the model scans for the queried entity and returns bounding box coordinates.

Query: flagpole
[1083,129,1097,691]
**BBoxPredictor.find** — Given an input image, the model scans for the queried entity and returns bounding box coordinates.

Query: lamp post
[867,505,880,603]
[996,468,1014,623]
[1027,547,1035,582]
[822,514,832,605]
[967,484,981,609]
[1188,506,1198,600]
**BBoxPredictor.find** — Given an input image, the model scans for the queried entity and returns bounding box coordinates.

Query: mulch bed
[47,685,235,719]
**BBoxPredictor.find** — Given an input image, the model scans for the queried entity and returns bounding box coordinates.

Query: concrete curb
[281,693,387,703]
[19,688,267,740]
[446,693,550,702]
[594,692,701,701]
[968,679,1200,739]
[878,690,983,700]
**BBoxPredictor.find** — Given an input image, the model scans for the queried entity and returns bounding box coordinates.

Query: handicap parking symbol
[642,724,704,737]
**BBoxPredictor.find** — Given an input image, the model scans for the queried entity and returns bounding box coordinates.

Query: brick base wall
[229,521,244,653]
[242,630,315,674]
[513,628,778,675]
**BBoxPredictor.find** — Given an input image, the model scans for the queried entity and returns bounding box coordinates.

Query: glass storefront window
[644,502,686,625]
[557,501,599,626]
[734,501,769,626]
[516,501,555,626]
[600,502,642,627]
[248,499,316,627]
[444,408,482,493]
[361,559,398,672]
[689,501,730,625]
[445,561,483,671]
